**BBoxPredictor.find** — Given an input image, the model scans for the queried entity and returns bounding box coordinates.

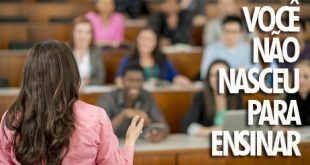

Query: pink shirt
[0,100,133,165]
[86,11,125,44]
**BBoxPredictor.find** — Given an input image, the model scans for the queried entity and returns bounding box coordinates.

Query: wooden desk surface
[121,134,208,153]
[122,133,310,165]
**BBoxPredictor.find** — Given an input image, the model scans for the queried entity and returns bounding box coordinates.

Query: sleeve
[195,0,206,16]
[90,48,105,85]
[0,112,17,165]
[147,94,165,123]
[200,46,215,79]
[114,13,125,42]
[202,24,208,47]
[204,21,217,46]
[147,13,162,35]
[116,57,130,78]
[164,60,178,82]
[96,109,134,165]
[181,93,204,133]
[85,12,94,21]
[179,11,193,44]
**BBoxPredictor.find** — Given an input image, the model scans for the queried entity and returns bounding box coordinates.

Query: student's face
[123,71,144,100]
[96,0,115,15]
[218,0,238,16]
[297,64,310,95]
[137,30,157,55]
[208,63,229,91]
[223,22,242,47]
[162,0,180,15]
[73,22,93,49]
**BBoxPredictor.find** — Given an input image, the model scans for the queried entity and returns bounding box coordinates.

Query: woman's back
[0,100,133,165]
[0,40,143,165]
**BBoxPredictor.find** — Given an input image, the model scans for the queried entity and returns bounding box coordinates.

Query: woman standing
[0,40,143,165]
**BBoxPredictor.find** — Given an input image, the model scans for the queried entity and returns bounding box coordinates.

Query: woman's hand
[125,116,144,147]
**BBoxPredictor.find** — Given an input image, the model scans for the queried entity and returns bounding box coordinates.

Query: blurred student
[0,40,143,164]
[203,0,255,46]
[148,0,193,47]
[69,16,105,88]
[285,60,310,126]
[115,0,149,19]
[98,62,169,143]
[179,0,206,25]
[200,15,260,79]
[182,60,243,137]
[115,27,191,87]
[278,19,310,71]
[86,0,124,47]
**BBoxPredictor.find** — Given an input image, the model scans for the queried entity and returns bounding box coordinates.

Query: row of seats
[1,0,299,4]
[1,3,309,23]
[0,23,204,49]
[2,21,310,49]
[0,48,202,86]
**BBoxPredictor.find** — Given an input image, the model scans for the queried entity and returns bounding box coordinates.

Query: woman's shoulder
[73,100,108,123]
[111,12,125,21]
[85,11,99,21]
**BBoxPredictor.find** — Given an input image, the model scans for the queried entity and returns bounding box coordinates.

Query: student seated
[69,16,105,88]
[278,19,310,71]
[200,15,260,80]
[86,0,124,47]
[182,60,243,137]
[0,40,143,164]
[115,27,191,87]
[203,0,256,46]
[179,0,206,25]
[97,62,169,142]
[115,0,149,19]
[285,60,310,126]
[148,0,193,47]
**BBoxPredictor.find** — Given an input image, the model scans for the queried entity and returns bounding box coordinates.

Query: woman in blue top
[115,27,191,87]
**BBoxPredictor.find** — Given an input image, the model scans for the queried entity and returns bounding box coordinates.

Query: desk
[125,134,310,165]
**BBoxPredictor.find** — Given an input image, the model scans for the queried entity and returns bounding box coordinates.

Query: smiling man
[97,62,169,142]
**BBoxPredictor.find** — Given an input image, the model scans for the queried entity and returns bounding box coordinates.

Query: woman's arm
[96,110,143,165]
[0,112,18,164]
[181,92,204,133]
[115,56,130,87]
[164,59,191,85]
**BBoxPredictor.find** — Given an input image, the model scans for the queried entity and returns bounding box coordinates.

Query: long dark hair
[203,60,240,119]
[130,27,166,68]
[4,40,81,165]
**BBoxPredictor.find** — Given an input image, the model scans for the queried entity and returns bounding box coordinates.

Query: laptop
[222,110,270,132]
